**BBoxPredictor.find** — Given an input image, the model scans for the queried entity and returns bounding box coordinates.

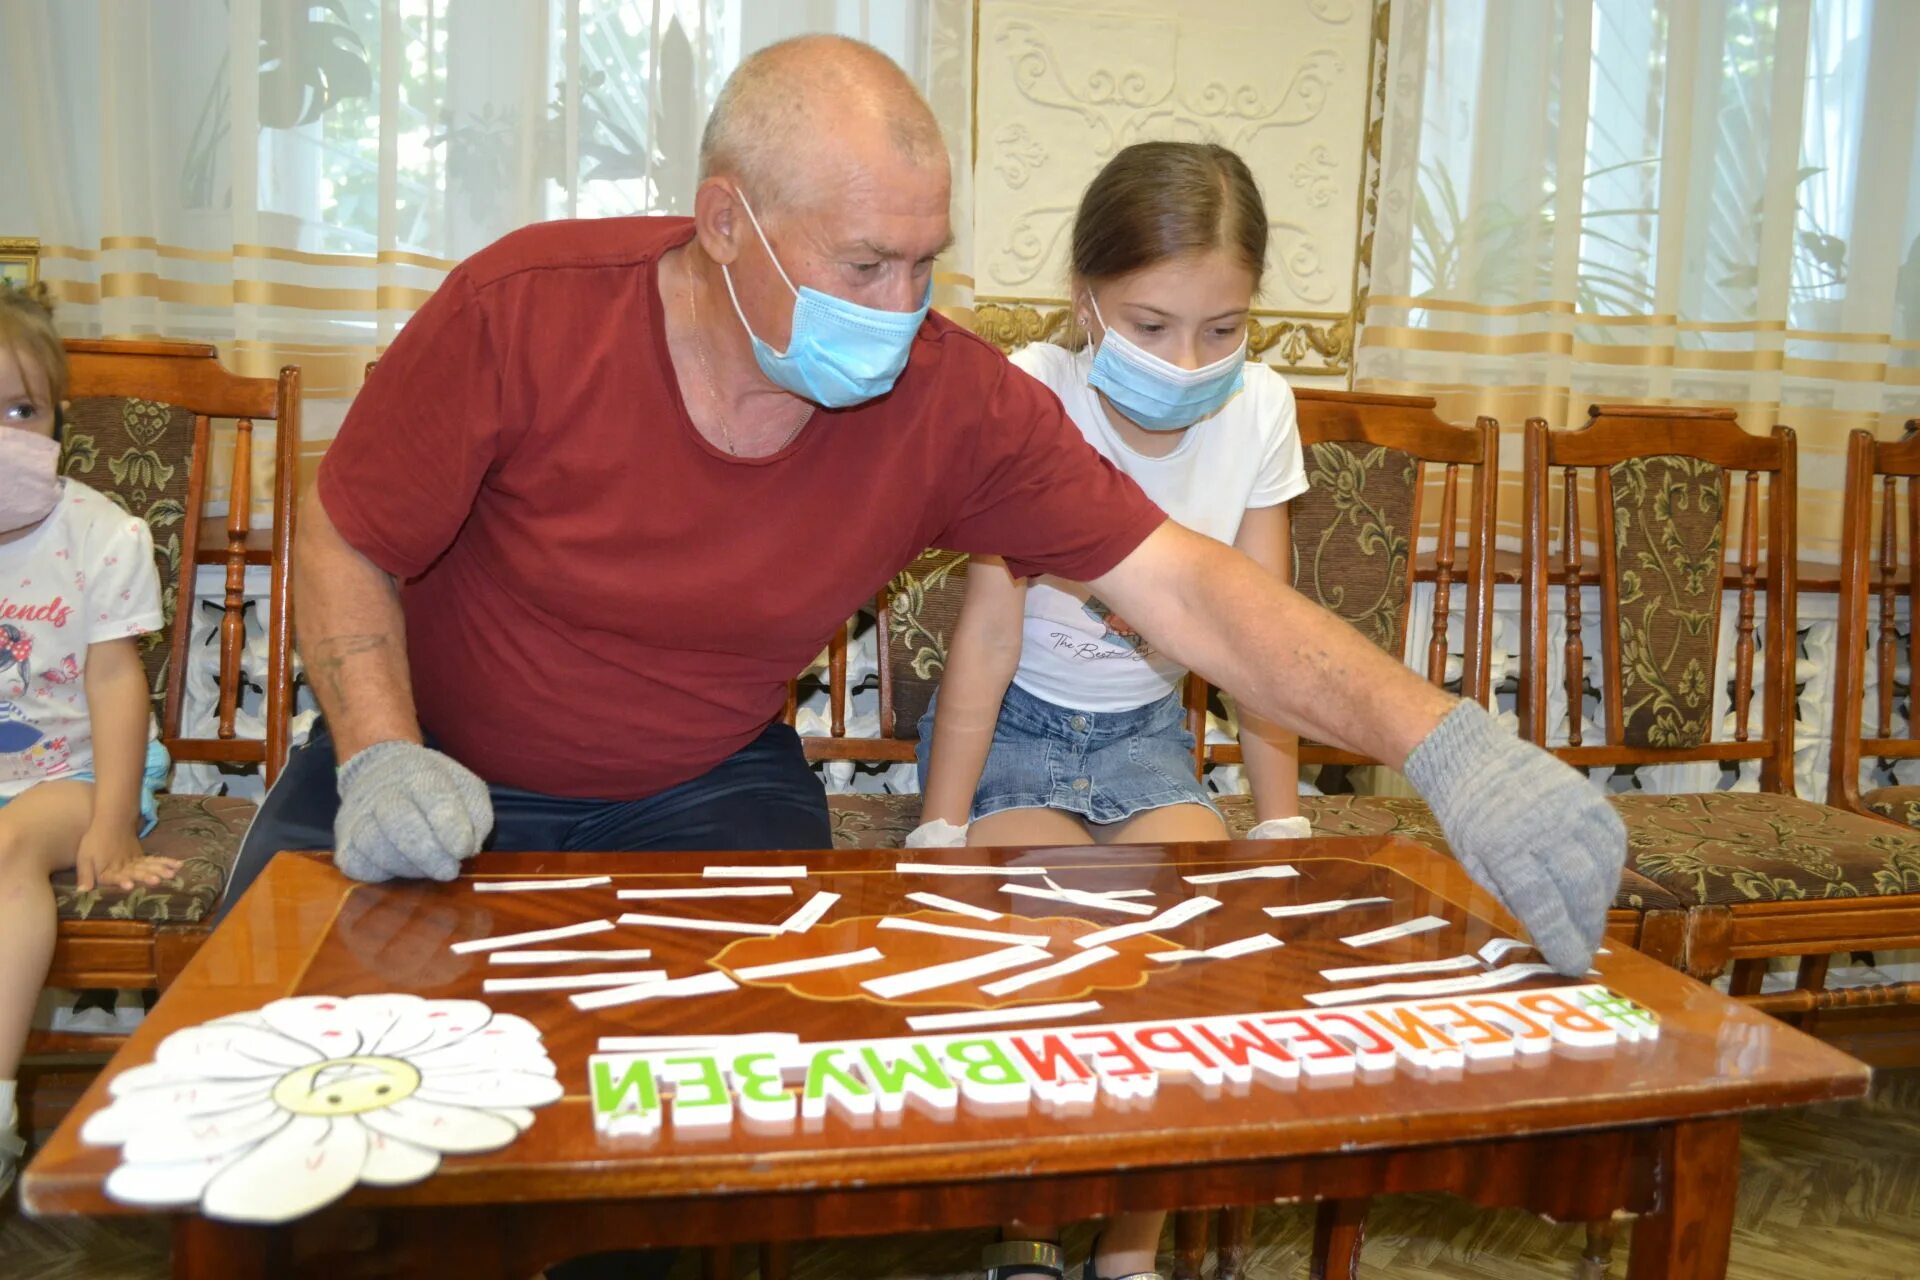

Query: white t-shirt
[0,479,164,799]
[1007,343,1308,712]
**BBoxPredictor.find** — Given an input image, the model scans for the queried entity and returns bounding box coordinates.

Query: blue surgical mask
[1085,294,1247,431]
[721,190,930,409]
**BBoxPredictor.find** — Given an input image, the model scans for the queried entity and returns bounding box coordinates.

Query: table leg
[1217,1205,1254,1279]
[758,1241,791,1280]
[1626,1117,1742,1280]
[1310,1199,1366,1280]
[700,1245,733,1278]
[171,1216,281,1280]
[1171,1209,1208,1280]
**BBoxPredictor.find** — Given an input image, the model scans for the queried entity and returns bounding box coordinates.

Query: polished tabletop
[23,837,1871,1217]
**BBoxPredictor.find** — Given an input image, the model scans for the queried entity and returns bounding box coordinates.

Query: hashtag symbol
[1582,990,1658,1030]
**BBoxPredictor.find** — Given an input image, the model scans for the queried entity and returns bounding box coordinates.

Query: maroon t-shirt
[318,217,1166,798]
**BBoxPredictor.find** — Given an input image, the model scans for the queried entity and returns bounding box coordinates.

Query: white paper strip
[598,1033,801,1053]
[1340,915,1449,948]
[1206,932,1285,959]
[905,1001,1103,1032]
[1478,937,1533,964]
[704,865,807,878]
[861,944,1052,999]
[617,886,794,900]
[778,891,840,935]
[1303,963,1556,1007]
[617,912,782,937]
[572,970,740,1010]
[879,917,1052,947]
[733,947,886,982]
[1002,884,1155,916]
[979,945,1118,996]
[1262,896,1393,919]
[489,948,655,965]
[1037,881,1155,900]
[1149,933,1284,963]
[1181,865,1299,885]
[483,970,666,993]
[897,862,1052,877]
[450,918,617,955]
[472,876,612,892]
[1076,895,1221,949]
[903,891,1004,921]
[1321,954,1481,983]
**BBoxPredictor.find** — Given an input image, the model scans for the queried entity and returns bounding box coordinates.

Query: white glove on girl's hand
[906,819,970,848]
[1248,816,1313,840]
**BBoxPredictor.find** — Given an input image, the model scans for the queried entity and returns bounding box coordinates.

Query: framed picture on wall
[0,237,41,289]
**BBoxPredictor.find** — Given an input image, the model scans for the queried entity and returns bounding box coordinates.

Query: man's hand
[75,824,179,893]
[1404,701,1626,975]
[334,741,494,882]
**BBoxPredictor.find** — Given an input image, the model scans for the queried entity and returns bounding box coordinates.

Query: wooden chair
[1518,405,1920,1017]
[1829,422,1920,827]
[1188,390,1674,954]
[1193,387,1495,834]
[29,339,300,1058]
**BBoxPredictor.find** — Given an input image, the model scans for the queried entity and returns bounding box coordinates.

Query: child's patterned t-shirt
[0,478,163,797]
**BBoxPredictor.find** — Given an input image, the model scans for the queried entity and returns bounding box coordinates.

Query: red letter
[1192,1018,1300,1084]
[1260,1015,1357,1077]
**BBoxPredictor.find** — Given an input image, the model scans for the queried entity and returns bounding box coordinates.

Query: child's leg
[968,807,1096,847]
[1092,1211,1165,1276]
[0,781,96,1082]
[1092,803,1227,846]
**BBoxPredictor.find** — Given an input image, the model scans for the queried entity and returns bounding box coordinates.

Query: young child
[914,142,1311,1280]
[0,285,177,1196]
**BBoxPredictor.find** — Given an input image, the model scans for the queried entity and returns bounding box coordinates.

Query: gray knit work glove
[334,741,493,883]
[1403,701,1625,976]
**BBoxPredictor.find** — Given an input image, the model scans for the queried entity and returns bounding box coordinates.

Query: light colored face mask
[1085,293,1247,431]
[0,430,61,534]
[721,190,931,409]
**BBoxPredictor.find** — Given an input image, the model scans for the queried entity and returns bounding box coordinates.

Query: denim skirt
[916,680,1215,825]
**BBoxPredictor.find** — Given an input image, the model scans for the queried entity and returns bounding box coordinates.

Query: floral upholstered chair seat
[1859,785,1920,831]
[1616,792,1920,904]
[1215,794,1685,912]
[50,795,255,924]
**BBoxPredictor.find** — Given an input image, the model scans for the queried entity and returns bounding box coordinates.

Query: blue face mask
[722,190,930,409]
[1085,294,1247,431]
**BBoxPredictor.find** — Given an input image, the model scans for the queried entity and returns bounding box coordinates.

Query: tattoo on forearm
[306,633,393,714]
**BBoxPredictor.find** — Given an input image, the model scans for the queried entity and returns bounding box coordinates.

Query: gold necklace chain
[686,264,811,457]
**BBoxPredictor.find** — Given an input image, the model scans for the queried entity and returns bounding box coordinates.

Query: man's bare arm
[294,484,423,760]
[1091,520,1623,976]
[1091,521,1454,766]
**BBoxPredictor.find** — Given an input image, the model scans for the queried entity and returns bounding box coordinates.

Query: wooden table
[23,838,1869,1280]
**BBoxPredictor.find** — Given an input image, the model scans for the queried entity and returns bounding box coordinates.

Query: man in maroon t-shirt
[230,37,1623,990]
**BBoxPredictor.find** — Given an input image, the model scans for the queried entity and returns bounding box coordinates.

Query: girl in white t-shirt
[916,144,1309,1280]
[0,286,177,1197]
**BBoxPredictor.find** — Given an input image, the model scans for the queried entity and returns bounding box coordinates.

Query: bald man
[229,36,1624,985]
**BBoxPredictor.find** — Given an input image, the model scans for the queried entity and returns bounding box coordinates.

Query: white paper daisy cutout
[81,994,562,1223]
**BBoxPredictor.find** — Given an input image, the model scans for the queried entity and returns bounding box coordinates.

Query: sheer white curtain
[1358,0,1920,557]
[0,0,974,400]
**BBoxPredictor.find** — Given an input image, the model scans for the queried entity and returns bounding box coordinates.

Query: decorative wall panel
[972,0,1384,380]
